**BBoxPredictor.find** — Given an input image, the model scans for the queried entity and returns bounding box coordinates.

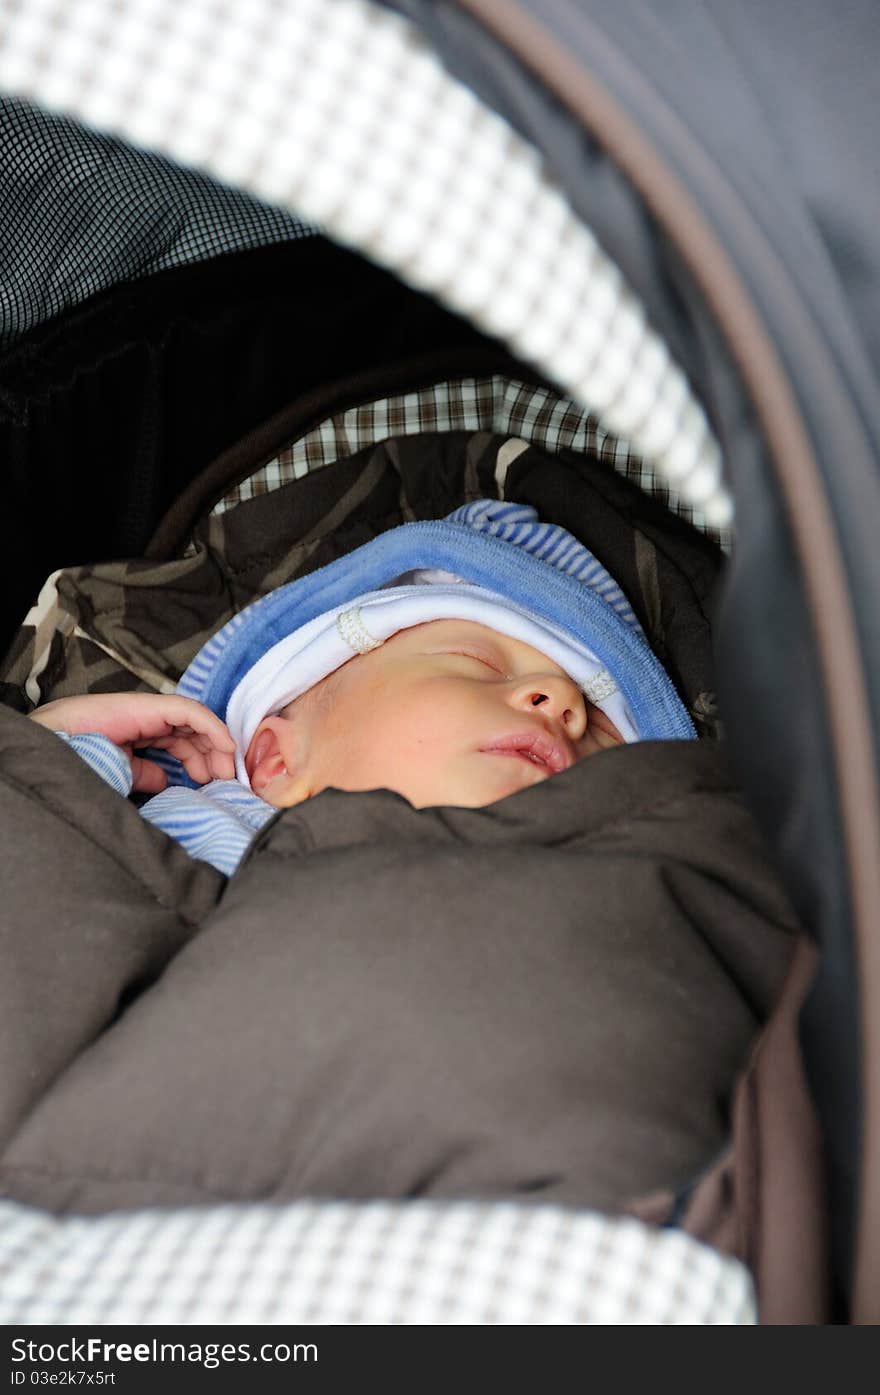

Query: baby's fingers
[158,734,231,785]
[184,728,237,778]
[149,730,236,781]
[208,747,237,780]
[159,699,236,752]
[128,754,169,795]
[166,736,212,785]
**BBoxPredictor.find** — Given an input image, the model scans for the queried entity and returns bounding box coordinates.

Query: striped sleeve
[139,780,275,876]
[53,730,271,876]
[55,731,133,797]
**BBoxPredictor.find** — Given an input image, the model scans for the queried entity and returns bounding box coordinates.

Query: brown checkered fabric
[214,378,728,548]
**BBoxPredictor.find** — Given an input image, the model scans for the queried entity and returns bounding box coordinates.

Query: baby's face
[245,619,623,810]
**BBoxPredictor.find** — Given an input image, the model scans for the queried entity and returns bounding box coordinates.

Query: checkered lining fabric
[0,1198,754,1325]
[214,375,731,550]
[0,0,747,1323]
[0,96,316,348]
[0,0,733,533]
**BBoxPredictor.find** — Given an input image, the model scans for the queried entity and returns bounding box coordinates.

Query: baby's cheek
[586,702,625,745]
[358,726,438,796]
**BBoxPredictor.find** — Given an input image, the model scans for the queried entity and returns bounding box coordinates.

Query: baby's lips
[479,727,575,773]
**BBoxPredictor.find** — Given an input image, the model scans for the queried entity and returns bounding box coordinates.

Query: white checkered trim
[0,0,733,535]
[0,1199,754,1325]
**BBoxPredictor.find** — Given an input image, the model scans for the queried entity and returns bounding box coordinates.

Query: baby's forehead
[403,617,499,637]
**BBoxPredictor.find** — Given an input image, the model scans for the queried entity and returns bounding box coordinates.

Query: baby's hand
[29,693,237,793]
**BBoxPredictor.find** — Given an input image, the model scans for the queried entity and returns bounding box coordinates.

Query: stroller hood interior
[1,0,879,1324]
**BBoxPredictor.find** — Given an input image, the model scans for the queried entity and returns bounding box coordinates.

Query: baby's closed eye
[442,649,507,676]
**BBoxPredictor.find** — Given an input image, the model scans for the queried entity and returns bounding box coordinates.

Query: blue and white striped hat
[178,500,696,785]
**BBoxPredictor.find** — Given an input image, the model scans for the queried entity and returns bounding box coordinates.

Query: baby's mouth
[478,729,575,775]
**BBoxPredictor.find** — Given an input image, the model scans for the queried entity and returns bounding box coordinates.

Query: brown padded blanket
[0,707,796,1215]
[0,426,798,1215]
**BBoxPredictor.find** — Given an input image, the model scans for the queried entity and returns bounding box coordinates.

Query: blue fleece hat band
[178,500,696,743]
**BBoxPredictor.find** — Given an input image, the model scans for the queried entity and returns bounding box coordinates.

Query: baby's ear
[244,716,291,796]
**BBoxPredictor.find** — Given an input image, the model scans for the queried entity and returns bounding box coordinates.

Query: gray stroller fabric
[0,97,316,347]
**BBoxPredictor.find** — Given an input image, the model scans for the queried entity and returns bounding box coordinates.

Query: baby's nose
[511,673,588,741]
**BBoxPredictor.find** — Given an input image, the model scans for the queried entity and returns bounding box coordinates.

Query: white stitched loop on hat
[583,669,619,703]
[336,606,382,654]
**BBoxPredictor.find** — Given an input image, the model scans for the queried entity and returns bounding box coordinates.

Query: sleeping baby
[27,499,696,872]
[12,499,801,1228]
